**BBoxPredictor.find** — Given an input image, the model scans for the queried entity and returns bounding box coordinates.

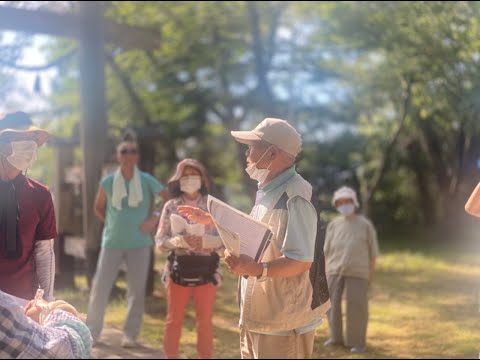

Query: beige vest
[240,174,330,332]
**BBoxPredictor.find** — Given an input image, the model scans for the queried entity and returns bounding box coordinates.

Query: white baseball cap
[231,118,302,157]
[332,186,360,208]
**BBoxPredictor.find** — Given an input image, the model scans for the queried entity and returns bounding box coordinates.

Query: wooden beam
[0,6,160,50]
[0,6,78,38]
[105,20,161,52]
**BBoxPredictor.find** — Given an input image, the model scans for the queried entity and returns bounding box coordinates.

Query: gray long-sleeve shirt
[324,214,379,280]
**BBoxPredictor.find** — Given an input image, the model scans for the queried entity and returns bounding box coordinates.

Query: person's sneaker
[324,338,342,347]
[121,336,137,348]
[350,346,366,353]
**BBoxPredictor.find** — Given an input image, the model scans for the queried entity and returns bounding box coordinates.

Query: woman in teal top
[86,140,164,348]
[100,170,162,248]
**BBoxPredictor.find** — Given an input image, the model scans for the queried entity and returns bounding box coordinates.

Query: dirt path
[92,327,164,359]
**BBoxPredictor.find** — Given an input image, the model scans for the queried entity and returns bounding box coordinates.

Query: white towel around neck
[112,166,143,210]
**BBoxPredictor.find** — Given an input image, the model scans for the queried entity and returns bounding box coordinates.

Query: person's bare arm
[465,182,480,217]
[140,211,161,234]
[177,205,214,225]
[94,187,107,223]
[224,250,311,278]
[159,188,169,202]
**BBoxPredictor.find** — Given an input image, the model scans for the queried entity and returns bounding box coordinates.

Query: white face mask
[180,175,202,195]
[337,204,355,216]
[245,146,273,185]
[6,141,38,171]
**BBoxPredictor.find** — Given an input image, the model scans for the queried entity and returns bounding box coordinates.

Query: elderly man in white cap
[179,118,330,359]
[0,111,57,302]
[323,186,379,353]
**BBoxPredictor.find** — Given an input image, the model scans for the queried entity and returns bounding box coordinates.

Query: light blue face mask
[337,204,355,216]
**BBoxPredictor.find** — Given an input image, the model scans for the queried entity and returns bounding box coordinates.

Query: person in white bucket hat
[323,186,379,354]
[331,186,360,212]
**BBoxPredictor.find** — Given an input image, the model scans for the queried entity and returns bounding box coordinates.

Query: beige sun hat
[231,118,302,157]
[0,112,49,146]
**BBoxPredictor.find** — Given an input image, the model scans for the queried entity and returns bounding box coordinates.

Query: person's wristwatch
[257,262,268,282]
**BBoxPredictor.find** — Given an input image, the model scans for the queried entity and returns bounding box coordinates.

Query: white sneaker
[324,338,342,347]
[350,346,366,353]
[121,336,137,348]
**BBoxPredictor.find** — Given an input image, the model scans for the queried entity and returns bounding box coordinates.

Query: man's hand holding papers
[224,249,263,277]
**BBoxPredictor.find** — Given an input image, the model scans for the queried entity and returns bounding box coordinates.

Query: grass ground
[57,246,480,359]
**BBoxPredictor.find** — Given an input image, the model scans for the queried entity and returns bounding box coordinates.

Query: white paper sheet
[207,195,272,262]
[170,213,206,236]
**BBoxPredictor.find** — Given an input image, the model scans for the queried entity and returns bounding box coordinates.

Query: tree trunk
[362,80,412,217]
[246,1,276,115]
[407,139,436,226]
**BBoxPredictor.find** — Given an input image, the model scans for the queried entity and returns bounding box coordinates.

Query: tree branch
[363,78,413,213]
[105,51,152,126]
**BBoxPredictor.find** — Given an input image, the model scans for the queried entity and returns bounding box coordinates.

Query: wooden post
[78,2,107,287]
[53,145,77,288]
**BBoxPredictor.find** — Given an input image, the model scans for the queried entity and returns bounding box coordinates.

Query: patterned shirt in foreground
[0,290,92,359]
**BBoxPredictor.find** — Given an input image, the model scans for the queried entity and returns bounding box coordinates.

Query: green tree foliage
[22,1,480,237]
[300,1,480,235]
[43,1,338,210]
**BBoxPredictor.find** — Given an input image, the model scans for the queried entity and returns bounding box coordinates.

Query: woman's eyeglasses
[120,148,138,155]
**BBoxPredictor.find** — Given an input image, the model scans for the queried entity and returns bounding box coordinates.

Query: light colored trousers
[164,281,217,359]
[86,246,151,340]
[240,328,315,359]
[326,275,369,348]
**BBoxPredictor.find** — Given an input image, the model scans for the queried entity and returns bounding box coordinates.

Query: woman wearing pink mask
[323,186,379,354]
[155,158,222,359]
